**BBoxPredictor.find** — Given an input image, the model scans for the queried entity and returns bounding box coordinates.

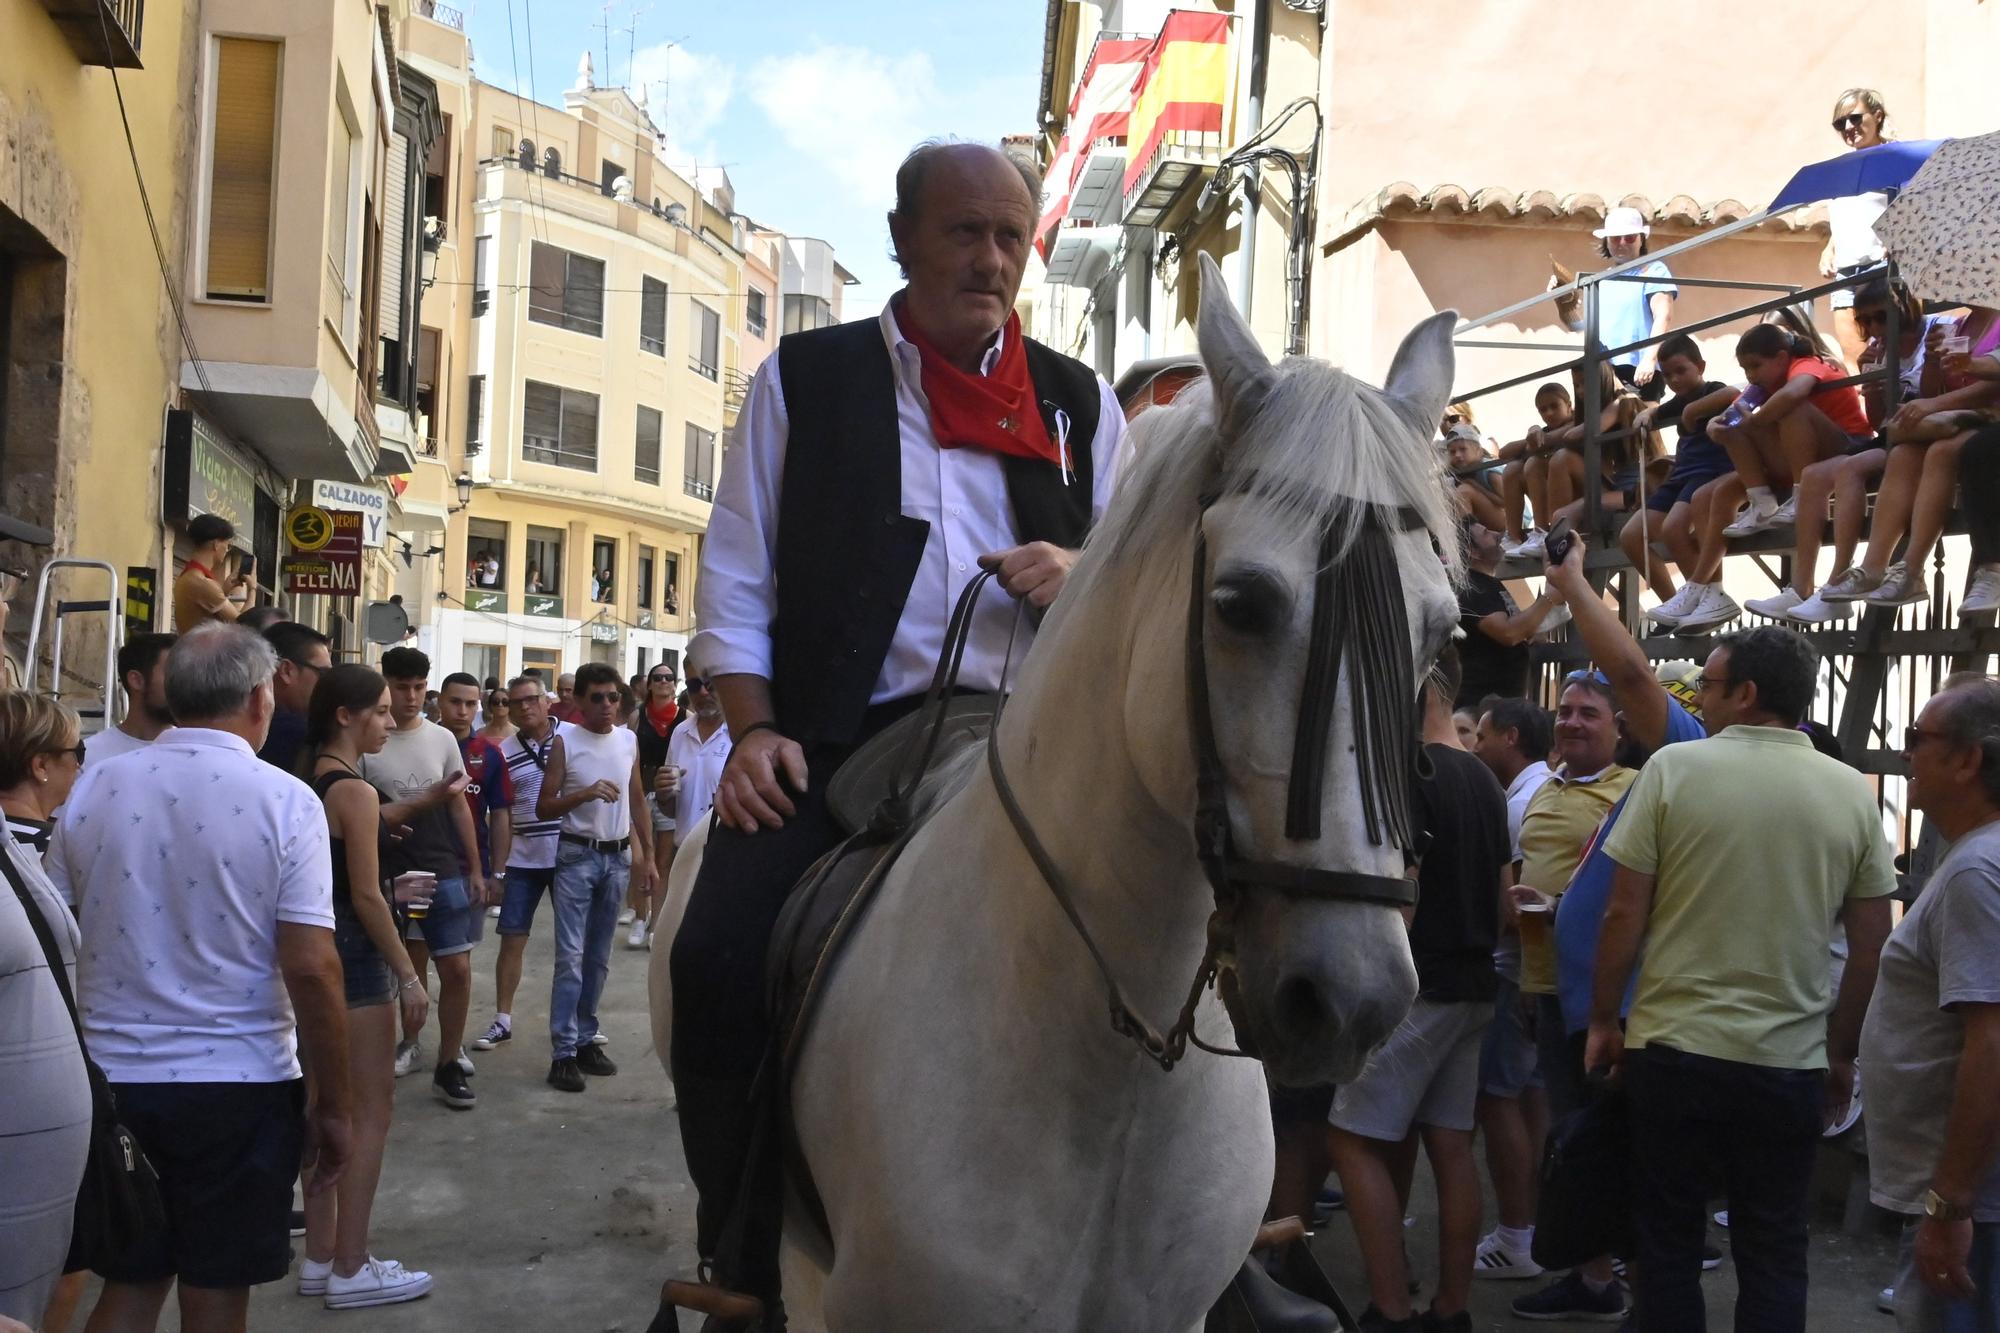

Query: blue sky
[463,0,1049,312]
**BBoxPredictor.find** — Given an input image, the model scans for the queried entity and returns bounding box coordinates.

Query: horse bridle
[986,468,1433,1071]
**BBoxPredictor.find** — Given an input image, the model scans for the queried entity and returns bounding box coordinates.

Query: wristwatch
[1923,1189,1974,1222]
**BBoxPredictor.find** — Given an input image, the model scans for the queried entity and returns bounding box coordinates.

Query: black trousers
[668,698,918,1294]
[1957,423,2000,566]
[1626,1044,1823,1333]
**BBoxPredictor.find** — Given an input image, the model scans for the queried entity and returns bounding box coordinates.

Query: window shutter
[466,375,485,454]
[640,277,667,354]
[528,242,564,326]
[523,381,562,459]
[562,388,599,467]
[205,38,281,301]
[635,406,662,482]
[380,134,410,340]
[566,254,605,335]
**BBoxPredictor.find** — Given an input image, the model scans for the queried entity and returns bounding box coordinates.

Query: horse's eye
[1211,567,1292,636]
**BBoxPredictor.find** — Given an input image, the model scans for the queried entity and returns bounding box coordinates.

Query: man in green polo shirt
[1588,624,1895,1331]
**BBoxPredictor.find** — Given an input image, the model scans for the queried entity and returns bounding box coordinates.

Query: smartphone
[1544,516,1576,567]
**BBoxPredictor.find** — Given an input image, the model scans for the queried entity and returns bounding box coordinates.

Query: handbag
[1,844,165,1273]
[1532,1081,1634,1270]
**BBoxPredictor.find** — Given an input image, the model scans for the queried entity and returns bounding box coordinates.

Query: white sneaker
[299,1257,333,1297]
[589,1032,610,1046]
[1676,583,1743,633]
[1861,561,1927,607]
[1819,565,1881,602]
[1722,497,1781,538]
[617,907,636,925]
[1535,602,1572,635]
[627,917,650,948]
[1745,585,1805,620]
[486,904,501,918]
[1714,1210,1731,1228]
[1963,568,2000,618]
[1768,494,1799,527]
[1648,582,1706,628]
[1506,530,1546,560]
[454,1049,475,1076]
[324,1256,433,1310]
[1472,1229,1543,1280]
[393,1040,420,1078]
[1880,1287,1896,1314]
[1783,593,1853,625]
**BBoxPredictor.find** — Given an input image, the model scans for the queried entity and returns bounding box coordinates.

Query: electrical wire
[95,6,212,395]
[505,0,551,245]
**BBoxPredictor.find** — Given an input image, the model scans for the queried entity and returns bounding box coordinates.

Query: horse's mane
[1077,358,1463,605]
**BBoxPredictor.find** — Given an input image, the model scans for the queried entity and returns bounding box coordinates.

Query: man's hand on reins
[978,542,1077,610]
[717,727,809,833]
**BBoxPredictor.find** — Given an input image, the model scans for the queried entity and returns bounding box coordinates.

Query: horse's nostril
[1274,974,1328,1042]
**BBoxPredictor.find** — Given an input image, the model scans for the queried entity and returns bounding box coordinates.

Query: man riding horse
[670,139,1127,1322]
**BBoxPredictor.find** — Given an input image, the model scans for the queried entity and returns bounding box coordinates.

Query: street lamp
[449,471,476,513]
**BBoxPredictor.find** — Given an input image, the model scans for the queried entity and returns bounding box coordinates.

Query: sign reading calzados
[282,506,363,597]
[310,478,392,548]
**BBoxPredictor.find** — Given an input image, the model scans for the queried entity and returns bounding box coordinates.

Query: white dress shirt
[692,300,1128,707]
[47,728,334,1083]
[665,716,731,844]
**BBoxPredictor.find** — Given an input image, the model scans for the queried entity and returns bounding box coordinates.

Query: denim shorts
[409,874,476,957]
[1647,442,1736,513]
[1479,974,1542,1097]
[498,865,557,936]
[333,905,395,1009]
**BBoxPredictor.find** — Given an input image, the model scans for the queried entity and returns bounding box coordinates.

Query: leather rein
[982,470,1432,1072]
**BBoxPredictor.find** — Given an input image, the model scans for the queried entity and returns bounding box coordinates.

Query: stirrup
[662,1277,765,1323]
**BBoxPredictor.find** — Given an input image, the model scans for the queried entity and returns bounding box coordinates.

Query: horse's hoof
[662,1278,764,1323]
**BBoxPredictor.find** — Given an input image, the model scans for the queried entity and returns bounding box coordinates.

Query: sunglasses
[685,676,712,693]
[648,672,678,684]
[1832,113,1868,133]
[584,689,622,705]
[1903,725,1949,756]
[51,738,85,764]
[506,693,545,708]
[1564,668,1611,687]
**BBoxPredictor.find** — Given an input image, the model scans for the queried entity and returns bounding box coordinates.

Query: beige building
[1030,0,2000,429]
[426,60,750,686]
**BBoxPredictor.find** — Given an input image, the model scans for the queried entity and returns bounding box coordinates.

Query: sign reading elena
[310,479,392,548]
[282,507,363,597]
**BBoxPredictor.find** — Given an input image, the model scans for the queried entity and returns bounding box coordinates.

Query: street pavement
[89,918,1902,1331]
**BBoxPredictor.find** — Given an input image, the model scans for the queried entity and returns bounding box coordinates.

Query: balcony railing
[1124,127,1225,229]
[415,0,463,29]
[40,0,142,67]
[689,357,719,382]
[683,478,714,502]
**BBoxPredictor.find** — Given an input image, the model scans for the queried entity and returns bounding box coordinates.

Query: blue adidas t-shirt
[1555,698,1707,1033]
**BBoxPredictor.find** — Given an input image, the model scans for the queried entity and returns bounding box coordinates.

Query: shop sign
[125,567,157,637]
[162,410,258,533]
[588,621,620,644]
[310,479,392,548]
[281,506,363,597]
[466,589,507,614]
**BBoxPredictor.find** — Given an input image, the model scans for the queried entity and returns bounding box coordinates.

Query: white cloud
[747,45,942,209]
[629,42,736,173]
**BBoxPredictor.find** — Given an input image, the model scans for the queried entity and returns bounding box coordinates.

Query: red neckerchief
[894,299,1056,465]
[185,561,213,580]
[644,702,678,735]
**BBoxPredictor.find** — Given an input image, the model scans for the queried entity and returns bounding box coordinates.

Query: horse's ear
[1195,252,1274,442]
[1382,310,1461,436]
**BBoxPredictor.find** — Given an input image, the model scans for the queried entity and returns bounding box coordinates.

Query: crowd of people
[1450,89,2000,636]
[0,618,729,1330]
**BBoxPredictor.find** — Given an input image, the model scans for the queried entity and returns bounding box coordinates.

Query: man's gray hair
[1937,671,2000,804]
[507,673,546,695]
[887,140,1044,277]
[165,622,277,722]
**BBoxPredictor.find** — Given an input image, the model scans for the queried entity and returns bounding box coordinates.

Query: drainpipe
[1232,0,1267,319]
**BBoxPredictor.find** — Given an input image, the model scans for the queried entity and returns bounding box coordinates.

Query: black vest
[772,318,1103,745]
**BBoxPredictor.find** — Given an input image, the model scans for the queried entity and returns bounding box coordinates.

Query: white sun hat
[1592,205,1652,239]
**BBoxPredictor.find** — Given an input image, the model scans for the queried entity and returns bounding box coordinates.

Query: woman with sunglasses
[1822,89,1893,366]
[627,665,682,947]
[0,693,90,1329]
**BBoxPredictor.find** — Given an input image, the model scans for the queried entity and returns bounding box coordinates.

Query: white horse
[651,254,1463,1332]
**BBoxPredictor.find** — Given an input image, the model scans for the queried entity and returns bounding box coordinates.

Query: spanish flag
[1123,11,1232,195]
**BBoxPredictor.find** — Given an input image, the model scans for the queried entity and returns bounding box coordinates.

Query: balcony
[39,0,142,67]
[1123,126,1225,229]
[689,356,719,382]
[1045,227,1119,288]
[414,0,463,29]
[524,594,564,619]
[683,478,714,502]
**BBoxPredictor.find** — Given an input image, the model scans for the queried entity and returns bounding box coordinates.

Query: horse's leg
[778,1234,829,1333]
[645,815,711,1076]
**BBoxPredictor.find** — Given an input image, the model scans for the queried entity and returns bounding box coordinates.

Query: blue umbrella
[1766,139,1946,214]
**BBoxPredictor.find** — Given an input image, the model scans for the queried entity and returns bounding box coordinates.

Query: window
[204,37,281,301]
[745,287,768,338]
[328,111,356,295]
[600,160,622,197]
[634,405,662,484]
[690,303,720,379]
[491,125,513,159]
[521,647,562,683]
[516,138,535,170]
[527,242,604,336]
[591,538,617,604]
[664,554,681,614]
[472,234,490,317]
[424,114,452,221]
[524,527,564,598]
[522,380,600,471]
[639,276,667,356]
[464,643,502,688]
[465,519,506,591]
[542,146,561,178]
[784,293,833,334]
[466,374,485,456]
[684,423,716,500]
[638,546,656,609]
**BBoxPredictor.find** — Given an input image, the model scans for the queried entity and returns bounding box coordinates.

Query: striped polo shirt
[502,720,567,871]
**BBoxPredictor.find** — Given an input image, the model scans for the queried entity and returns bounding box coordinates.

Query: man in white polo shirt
[48,623,351,1328]
[537,662,655,1091]
[644,665,729,944]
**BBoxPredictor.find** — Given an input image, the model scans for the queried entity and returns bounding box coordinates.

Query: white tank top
[559,725,639,841]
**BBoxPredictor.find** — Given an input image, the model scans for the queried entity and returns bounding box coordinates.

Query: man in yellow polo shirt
[1589,625,1895,1331]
